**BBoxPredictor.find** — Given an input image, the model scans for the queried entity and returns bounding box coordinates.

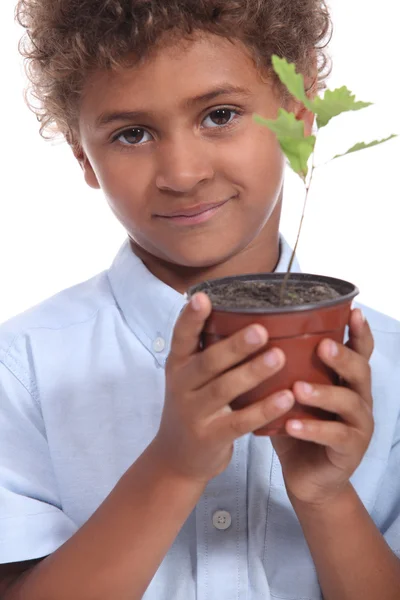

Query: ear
[298,55,319,137]
[71,140,101,190]
[294,103,315,137]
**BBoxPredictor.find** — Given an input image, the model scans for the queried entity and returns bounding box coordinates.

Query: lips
[157,199,229,218]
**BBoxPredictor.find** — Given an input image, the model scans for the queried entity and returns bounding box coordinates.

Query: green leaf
[270,57,373,130]
[254,109,305,140]
[279,136,316,178]
[254,109,316,177]
[312,86,373,128]
[333,134,398,160]
[271,56,313,110]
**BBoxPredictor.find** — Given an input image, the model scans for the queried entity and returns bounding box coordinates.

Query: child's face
[77,33,312,283]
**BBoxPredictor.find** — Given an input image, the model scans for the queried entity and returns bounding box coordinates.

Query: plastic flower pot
[188,273,359,436]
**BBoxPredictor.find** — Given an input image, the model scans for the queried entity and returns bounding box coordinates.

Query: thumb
[346,308,374,360]
[169,292,212,361]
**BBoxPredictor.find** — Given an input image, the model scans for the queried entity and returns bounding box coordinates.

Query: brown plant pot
[188,273,359,436]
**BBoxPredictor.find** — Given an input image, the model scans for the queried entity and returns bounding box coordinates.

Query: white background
[1,0,399,324]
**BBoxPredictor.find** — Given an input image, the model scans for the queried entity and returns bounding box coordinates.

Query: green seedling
[254,56,397,303]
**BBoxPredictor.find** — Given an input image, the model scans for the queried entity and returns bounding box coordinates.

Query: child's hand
[271,308,375,507]
[152,292,295,485]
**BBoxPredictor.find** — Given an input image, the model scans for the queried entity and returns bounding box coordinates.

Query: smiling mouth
[157,198,230,219]
[155,197,232,226]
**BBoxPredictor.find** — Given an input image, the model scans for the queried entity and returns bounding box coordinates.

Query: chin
[167,247,240,271]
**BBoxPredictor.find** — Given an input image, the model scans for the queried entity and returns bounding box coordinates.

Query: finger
[185,322,269,390]
[346,308,374,359]
[285,418,368,462]
[215,390,295,441]
[293,382,373,431]
[317,338,372,405]
[197,347,286,416]
[169,293,212,362]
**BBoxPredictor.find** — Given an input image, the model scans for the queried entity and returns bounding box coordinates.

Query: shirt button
[153,337,166,353]
[212,510,232,531]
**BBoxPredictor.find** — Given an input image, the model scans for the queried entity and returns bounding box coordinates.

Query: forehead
[80,33,273,116]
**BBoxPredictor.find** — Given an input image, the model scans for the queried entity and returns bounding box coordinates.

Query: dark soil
[203,281,341,309]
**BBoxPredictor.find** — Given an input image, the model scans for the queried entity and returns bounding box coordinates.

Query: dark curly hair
[15,0,332,142]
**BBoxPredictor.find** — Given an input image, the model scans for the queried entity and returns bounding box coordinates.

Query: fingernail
[245,326,266,345]
[275,392,294,409]
[327,340,339,357]
[191,294,204,311]
[299,382,313,396]
[289,420,304,431]
[264,349,282,367]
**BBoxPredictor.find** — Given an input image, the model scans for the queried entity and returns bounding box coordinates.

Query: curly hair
[15,0,332,142]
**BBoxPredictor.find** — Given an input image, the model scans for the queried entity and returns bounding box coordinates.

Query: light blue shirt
[1,236,400,600]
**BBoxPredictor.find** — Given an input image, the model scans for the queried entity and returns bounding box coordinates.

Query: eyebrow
[95,85,253,128]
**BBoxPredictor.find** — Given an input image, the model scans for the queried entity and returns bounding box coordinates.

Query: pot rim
[187,272,360,315]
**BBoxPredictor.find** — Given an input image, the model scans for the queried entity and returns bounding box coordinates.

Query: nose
[155,135,214,193]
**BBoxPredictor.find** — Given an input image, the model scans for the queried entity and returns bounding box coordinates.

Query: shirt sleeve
[0,359,77,563]
[371,407,400,558]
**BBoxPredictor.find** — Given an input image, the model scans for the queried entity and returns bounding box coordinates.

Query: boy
[1,0,400,598]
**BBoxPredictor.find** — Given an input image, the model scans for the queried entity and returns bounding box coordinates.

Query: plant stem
[279,153,317,305]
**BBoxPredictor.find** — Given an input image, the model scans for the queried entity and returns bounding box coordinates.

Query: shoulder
[354,301,400,366]
[356,302,400,334]
[0,270,114,361]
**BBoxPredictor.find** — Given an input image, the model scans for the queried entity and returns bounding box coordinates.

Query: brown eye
[208,109,234,126]
[118,128,151,145]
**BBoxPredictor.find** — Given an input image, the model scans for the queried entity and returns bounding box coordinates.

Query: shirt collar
[275,236,301,275]
[107,236,300,365]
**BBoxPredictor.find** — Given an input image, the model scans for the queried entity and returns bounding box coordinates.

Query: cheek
[224,130,285,194]
[87,150,152,218]
[98,156,147,193]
